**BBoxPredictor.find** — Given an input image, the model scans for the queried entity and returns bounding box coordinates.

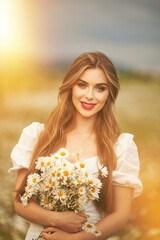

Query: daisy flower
[92,178,102,189]
[51,153,61,162]
[78,186,86,196]
[40,197,54,210]
[99,165,108,178]
[57,148,70,158]
[82,222,96,234]
[20,195,28,207]
[94,230,102,237]
[46,156,53,167]
[89,187,100,199]
[35,157,46,171]
[24,185,34,198]
[27,173,41,186]
[54,189,67,202]
[80,163,85,168]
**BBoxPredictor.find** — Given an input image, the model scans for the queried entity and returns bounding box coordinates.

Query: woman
[9,52,143,240]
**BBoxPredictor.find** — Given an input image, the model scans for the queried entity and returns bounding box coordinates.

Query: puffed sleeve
[112,133,143,198]
[8,122,44,178]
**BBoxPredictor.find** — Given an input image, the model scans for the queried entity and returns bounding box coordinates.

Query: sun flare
[0,1,35,56]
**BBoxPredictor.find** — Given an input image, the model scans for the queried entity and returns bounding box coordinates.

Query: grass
[0,70,160,240]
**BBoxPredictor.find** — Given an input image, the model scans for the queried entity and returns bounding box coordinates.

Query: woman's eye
[77,83,86,88]
[96,86,106,91]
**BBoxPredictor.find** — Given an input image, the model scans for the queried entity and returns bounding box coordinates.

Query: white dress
[8,122,143,240]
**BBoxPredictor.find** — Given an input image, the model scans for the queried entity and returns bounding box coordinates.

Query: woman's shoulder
[112,133,143,198]
[114,132,137,155]
[22,122,44,136]
[113,132,139,173]
[8,122,45,177]
[18,122,45,148]
[114,132,134,144]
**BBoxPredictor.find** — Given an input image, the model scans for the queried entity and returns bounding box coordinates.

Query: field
[0,70,160,240]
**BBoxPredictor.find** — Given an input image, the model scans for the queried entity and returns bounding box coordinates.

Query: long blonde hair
[23,52,120,213]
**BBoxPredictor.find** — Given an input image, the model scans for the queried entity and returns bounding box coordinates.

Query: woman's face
[72,67,109,119]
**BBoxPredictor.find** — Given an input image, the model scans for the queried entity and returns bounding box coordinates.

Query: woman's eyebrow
[96,83,108,87]
[77,79,108,86]
[77,79,87,83]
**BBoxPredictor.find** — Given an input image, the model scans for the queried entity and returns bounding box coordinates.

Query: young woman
[9,52,143,240]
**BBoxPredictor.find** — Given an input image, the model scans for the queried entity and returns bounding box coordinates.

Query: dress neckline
[72,155,98,164]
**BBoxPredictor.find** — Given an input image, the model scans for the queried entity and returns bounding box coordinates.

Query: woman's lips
[81,101,96,110]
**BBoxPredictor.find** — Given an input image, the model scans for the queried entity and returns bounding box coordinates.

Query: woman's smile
[80,101,96,110]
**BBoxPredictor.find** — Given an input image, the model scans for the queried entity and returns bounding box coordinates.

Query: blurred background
[0,0,160,239]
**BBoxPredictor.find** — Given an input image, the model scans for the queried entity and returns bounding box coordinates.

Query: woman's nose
[86,87,94,100]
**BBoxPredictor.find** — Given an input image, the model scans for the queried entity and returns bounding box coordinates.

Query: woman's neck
[72,112,96,134]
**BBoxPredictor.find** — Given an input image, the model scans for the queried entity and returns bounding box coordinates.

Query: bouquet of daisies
[20,148,108,238]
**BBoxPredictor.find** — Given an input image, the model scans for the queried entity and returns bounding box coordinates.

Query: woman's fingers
[42,231,54,240]
[54,211,89,233]
[77,212,89,219]
[42,232,49,239]
[42,228,56,240]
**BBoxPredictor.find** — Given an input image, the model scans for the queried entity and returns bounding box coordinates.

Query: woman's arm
[14,169,87,233]
[42,185,133,240]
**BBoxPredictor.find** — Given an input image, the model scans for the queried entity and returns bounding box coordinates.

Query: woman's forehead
[79,68,108,84]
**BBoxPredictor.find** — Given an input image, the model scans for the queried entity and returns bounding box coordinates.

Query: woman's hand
[41,227,74,240]
[54,211,88,233]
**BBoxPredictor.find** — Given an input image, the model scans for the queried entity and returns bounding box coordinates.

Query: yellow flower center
[58,192,63,197]
[77,180,82,183]
[80,163,85,168]
[63,163,66,167]
[52,182,55,186]
[47,162,51,166]
[89,180,93,184]
[63,170,69,176]
[32,178,36,182]
[52,173,55,177]
[87,224,92,228]
[91,187,95,193]
[26,191,28,195]
[61,152,66,156]
[41,162,44,166]
[44,200,49,204]
[85,173,88,177]
[57,173,61,177]
[28,185,32,189]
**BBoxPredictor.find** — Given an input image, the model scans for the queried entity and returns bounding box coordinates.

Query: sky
[0,0,160,73]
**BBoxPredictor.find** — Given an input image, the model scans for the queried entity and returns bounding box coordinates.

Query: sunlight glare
[0,1,18,52]
[0,0,35,57]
